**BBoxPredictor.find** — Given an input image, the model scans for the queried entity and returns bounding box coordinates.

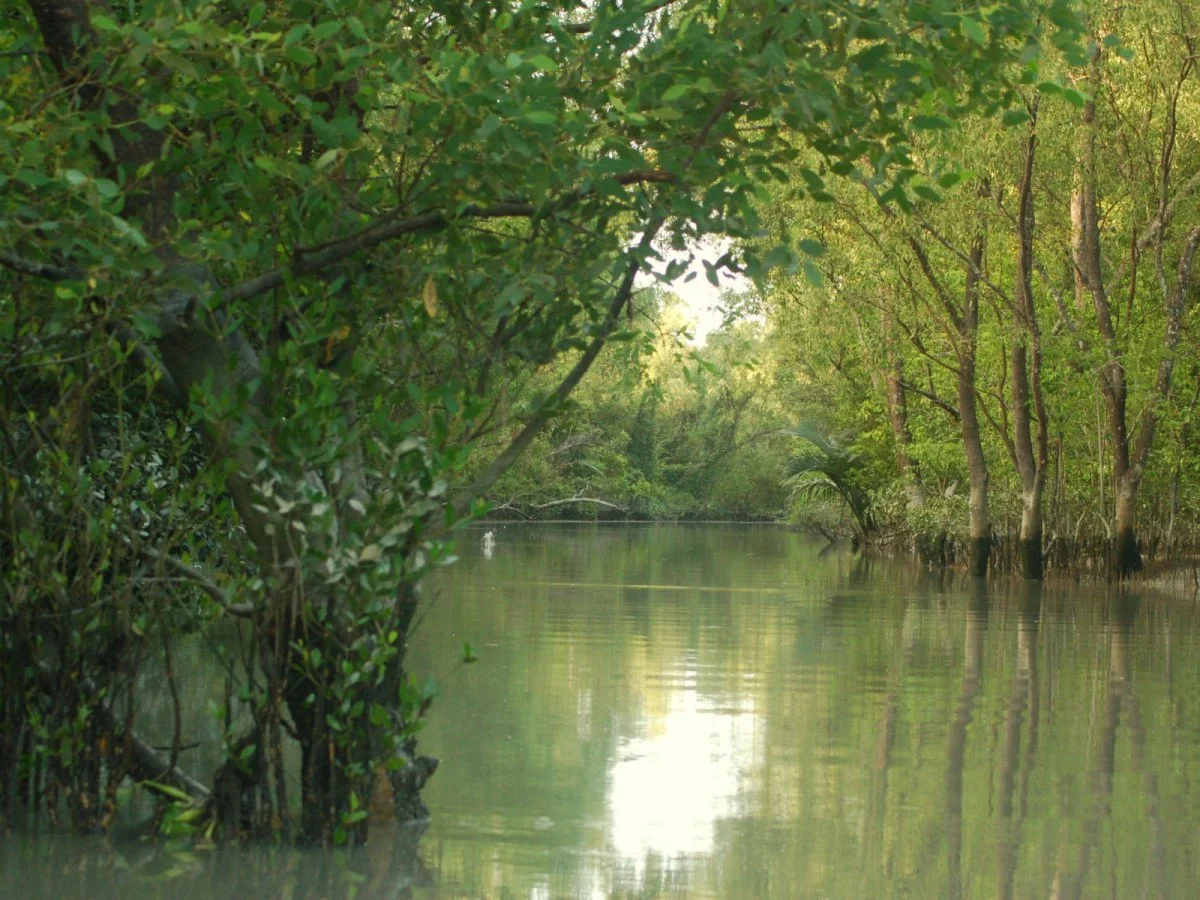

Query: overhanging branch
[223,171,677,303]
[452,217,666,516]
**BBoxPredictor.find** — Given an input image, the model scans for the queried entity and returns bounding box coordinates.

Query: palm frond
[782,424,876,538]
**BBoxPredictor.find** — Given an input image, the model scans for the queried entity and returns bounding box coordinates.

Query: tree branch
[453,217,665,516]
[35,661,211,802]
[449,92,733,516]
[224,172,677,304]
[0,249,84,281]
[147,548,255,618]
[900,379,960,420]
[529,496,628,512]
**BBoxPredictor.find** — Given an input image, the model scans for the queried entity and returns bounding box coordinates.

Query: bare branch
[900,379,961,420]
[530,496,628,512]
[35,661,211,801]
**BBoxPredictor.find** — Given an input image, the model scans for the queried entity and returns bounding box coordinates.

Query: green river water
[4,524,1200,898]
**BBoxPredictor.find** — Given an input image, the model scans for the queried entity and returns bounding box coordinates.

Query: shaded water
[6,524,1200,898]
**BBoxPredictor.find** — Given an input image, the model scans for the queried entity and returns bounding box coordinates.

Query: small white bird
[481,530,495,558]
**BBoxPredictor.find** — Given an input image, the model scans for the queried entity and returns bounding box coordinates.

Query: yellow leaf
[423,276,438,318]
[359,543,382,563]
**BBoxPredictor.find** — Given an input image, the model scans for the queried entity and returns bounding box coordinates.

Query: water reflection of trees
[392,529,1200,897]
[2,826,430,900]
[18,527,1196,898]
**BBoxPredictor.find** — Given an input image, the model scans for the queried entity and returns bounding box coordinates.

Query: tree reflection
[19,527,1200,898]
[946,578,988,900]
[995,581,1042,900]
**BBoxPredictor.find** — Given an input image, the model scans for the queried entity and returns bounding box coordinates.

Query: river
[5,523,1200,898]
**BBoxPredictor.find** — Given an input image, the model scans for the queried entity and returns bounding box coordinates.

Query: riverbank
[471,518,1200,595]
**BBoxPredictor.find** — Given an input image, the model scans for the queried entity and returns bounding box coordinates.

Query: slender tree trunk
[1009,102,1050,579]
[886,371,920,499]
[907,220,989,575]
[883,312,924,509]
[883,318,948,564]
[1071,36,1200,576]
[958,236,990,577]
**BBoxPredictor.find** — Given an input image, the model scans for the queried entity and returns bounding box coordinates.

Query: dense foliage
[475,297,797,521]
[496,0,1200,584]
[1,0,1084,847]
[755,0,1200,577]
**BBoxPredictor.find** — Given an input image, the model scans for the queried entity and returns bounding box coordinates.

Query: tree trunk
[959,236,990,578]
[960,372,991,578]
[885,347,946,565]
[1114,474,1142,575]
[885,372,920,496]
[1070,36,1200,577]
[1019,485,1044,580]
[1008,103,1050,580]
[907,222,989,576]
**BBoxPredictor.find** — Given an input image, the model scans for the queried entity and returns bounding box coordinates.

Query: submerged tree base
[967,536,991,578]
[1019,535,1043,581]
[917,531,950,567]
[1114,528,1144,578]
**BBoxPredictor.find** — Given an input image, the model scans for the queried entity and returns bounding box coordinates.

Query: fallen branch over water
[35,661,210,802]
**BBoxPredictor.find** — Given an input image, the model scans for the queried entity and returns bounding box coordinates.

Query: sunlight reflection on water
[607,675,761,866]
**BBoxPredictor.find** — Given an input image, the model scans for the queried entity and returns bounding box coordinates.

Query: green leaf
[648,106,682,121]
[528,54,557,72]
[913,184,942,202]
[93,179,120,199]
[91,14,119,31]
[798,238,826,258]
[311,20,342,41]
[910,115,954,131]
[141,781,192,803]
[960,15,987,46]
[1062,88,1087,108]
[522,110,557,125]
[286,45,318,66]
[662,83,690,102]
